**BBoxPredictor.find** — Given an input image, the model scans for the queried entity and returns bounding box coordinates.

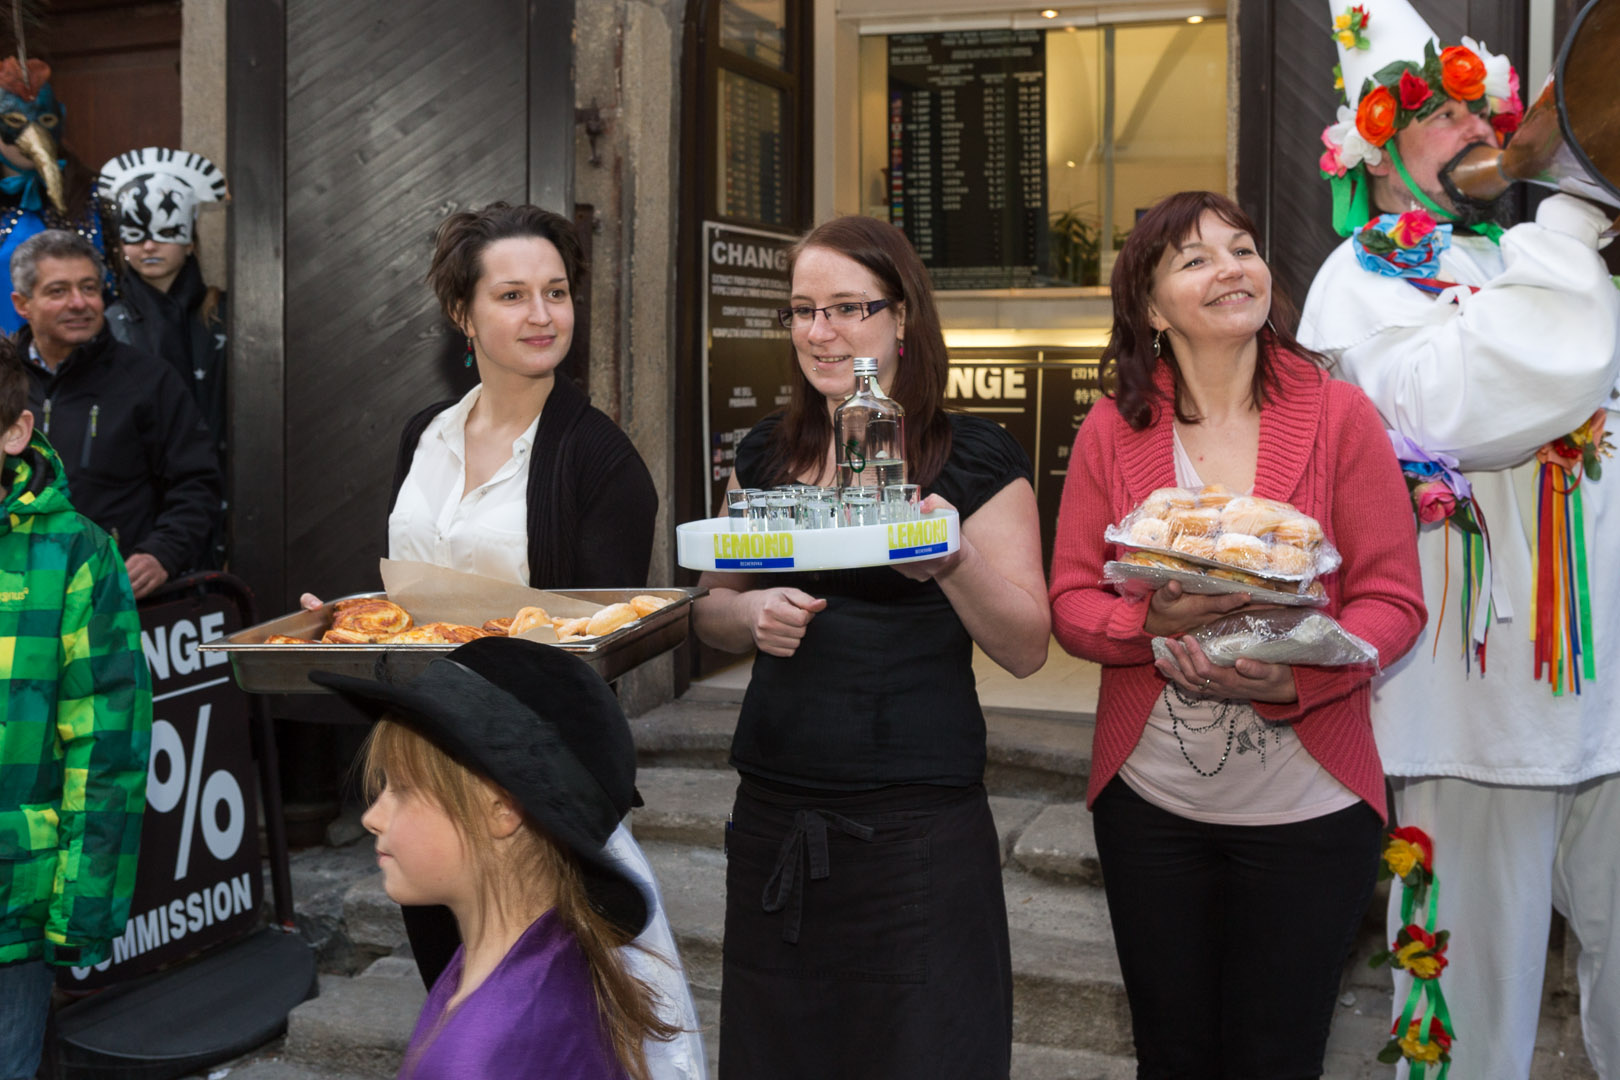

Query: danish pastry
[321,627,374,644]
[586,603,638,638]
[1122,549,1195,573]
[482,617,514,635]
[331,598,413,638]
[381,626,453,645]
[431,623,491,644]
[265,634,317,645]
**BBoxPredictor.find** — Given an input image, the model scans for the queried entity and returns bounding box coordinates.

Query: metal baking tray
[197,587,704,693]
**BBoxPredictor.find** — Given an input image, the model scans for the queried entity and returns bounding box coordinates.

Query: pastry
[1122,549,1195,573]
[509,606,551,636]
[264,634,316,645]
[331,598,413,638]
[1219,497,1287,537]
[320,627,374,644]
[1214,533,1269,572]
[381,626,453,645]
[586,602,639,638]
[1196,483,1236,509]
[1270,515,1324,548]
[1128,517,1171,547]
[1206,565,1272,590]
[1268,543,1313,576]
[552,616,591,641]
[1171,534,1217,560]
[431,623,491,644]
[1140,487,1198,519]
[1167,507,1221,538]
[630,595,671,618]
[482,617,514,635]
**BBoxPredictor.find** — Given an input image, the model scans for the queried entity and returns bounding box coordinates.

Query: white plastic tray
[677,510,959,572]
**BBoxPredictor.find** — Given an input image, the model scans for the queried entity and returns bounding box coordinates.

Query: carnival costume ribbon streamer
[1387,431,1492,672]
[1530,412,1610,695]
[1372,827,1456,1077]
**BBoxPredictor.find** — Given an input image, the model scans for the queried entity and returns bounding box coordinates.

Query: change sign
[62,592,262,989]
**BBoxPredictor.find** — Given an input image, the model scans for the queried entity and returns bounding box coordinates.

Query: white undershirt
[387,384,538,585]
[1117,431,1359,826]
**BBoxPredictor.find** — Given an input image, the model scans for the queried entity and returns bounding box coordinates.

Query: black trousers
[1091,779,1382,1080]
[719,779,1013,1080]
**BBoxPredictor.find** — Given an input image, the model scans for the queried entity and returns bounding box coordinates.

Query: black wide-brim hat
[310,637,648,939]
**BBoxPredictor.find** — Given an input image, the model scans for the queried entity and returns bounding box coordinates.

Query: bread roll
[509,606,551,636]
[1141,487,1198,519]
[1171,534,1217,560]
[1267,543,1313,576]
[1271,515,1324,548]
[1128,517,1171,547]
[586,602,639,638]
[1196,483,1236,509]
[631,595,671,618]
[1167,507,1221,538]
[1214,533,1269,572]
[1122,549,1195,573]
[331,598,413,637]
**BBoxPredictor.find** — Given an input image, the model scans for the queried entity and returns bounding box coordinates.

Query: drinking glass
[726,488,754,531]
[883,483,921,522]
[841,490,879,527]
[766,492,798,532]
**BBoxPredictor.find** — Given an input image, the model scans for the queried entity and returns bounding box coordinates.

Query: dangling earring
[1264,318,1277,337]
[898,342,905,358]
[1152,330,1163,357]
[464,337,475,368]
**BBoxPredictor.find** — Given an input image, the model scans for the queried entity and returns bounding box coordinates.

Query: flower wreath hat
[1319,0,1523,238]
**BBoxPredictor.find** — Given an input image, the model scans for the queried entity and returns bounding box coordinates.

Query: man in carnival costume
[1300,2,1620,1077]
[0,56,113,335]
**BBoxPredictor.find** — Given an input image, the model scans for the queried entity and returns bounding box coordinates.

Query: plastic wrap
[1104,560,1328,607]
[1103,485,1340,597]
[1152,608,1379,669]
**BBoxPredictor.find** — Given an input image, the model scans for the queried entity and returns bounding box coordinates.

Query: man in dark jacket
[11,228,221,597]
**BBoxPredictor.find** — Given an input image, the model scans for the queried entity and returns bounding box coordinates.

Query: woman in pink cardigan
[1048,191,1425,1079]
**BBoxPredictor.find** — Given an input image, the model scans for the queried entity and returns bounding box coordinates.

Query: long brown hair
[363,721,680,1080]
[761,215,953,490]
[1104,191,1323,432]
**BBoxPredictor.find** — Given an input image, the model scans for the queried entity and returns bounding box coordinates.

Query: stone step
[632,695,1096,802]
[1011,1044,1135,1080]
[283,962,426,1079]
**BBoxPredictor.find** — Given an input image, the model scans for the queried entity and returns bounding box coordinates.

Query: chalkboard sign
[888,30,1048,289]
[702,222,796,515]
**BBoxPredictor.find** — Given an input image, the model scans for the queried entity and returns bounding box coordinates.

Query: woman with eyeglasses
[692,215,1050,1080]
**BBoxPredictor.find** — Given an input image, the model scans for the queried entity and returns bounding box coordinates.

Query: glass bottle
[834,357,906,496]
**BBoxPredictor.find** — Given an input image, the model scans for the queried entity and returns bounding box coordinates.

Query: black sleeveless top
[730,411,1033,790]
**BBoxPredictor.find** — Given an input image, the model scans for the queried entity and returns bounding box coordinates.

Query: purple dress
[399,909,627,1079]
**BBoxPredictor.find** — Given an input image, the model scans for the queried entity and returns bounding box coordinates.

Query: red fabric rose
[1492,109,1520,137]
[1440,46,1487,101]
[1398,70,1432,112]
[1357,85,1397,147]
[1388,826,1434,871]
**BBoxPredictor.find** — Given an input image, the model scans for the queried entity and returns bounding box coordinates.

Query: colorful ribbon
[1532,463,1596,695]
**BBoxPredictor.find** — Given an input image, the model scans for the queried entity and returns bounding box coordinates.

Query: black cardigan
[389,376,658,588]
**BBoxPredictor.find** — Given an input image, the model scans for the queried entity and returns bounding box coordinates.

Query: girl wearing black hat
[320,638,681,1080]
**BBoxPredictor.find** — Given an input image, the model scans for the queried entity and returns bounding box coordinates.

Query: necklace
[1164,683,1237,777]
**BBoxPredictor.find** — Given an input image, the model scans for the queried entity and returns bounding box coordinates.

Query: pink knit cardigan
[1048,351,1426,821]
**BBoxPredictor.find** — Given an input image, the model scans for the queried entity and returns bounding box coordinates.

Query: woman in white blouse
[312,204,697,1078]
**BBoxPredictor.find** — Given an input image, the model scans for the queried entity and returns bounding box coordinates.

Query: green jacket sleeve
[47,531,151,966]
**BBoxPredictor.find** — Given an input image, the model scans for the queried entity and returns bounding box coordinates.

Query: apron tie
[761,808,875,944]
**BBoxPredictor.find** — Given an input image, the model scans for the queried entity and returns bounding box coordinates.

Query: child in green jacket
[0,338,151,1079]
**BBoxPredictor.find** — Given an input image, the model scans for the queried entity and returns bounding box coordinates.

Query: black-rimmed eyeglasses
[776,298,891,330]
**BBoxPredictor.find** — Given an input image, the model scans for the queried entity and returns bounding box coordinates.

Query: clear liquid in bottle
[834,358,907,502]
